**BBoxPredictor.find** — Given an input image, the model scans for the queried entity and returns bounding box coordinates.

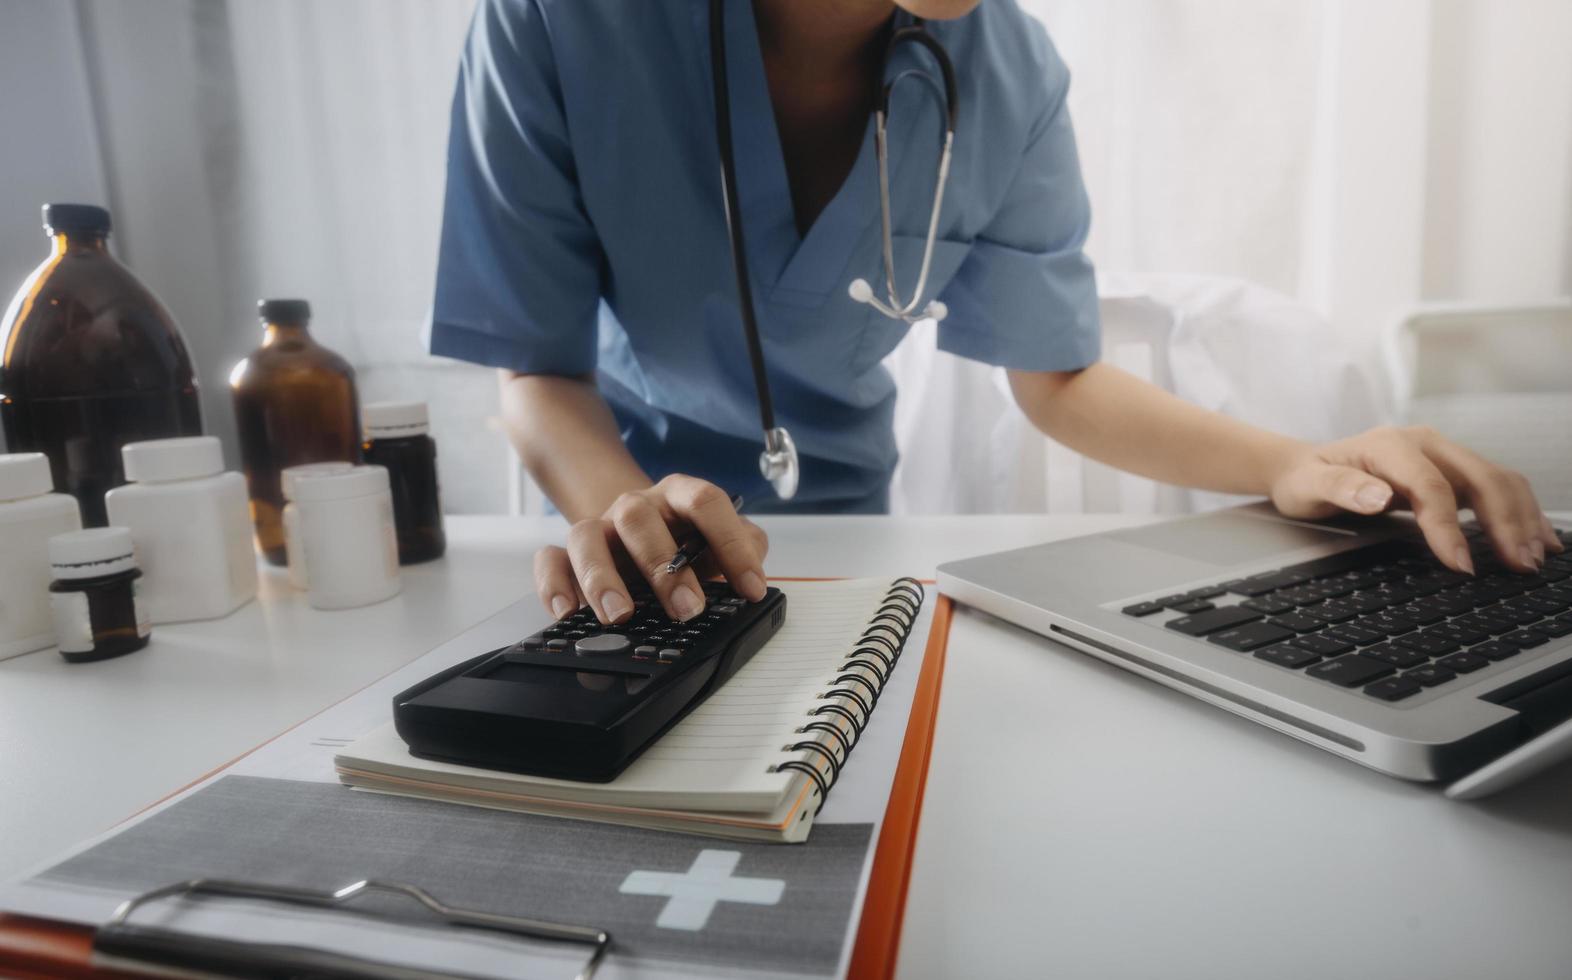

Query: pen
[665,494,745,574]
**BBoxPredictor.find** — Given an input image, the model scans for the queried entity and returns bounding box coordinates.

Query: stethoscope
[708,0,957,501]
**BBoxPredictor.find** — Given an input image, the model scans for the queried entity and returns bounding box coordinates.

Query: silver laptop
[937,503,1572,797]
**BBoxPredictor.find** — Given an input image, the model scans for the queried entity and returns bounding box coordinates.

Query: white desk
[4,514,1571,979]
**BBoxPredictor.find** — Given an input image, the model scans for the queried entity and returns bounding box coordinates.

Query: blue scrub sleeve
[936,48,1101,372]
[428,0,604,375]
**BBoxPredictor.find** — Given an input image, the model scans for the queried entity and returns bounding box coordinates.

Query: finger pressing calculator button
[575,633,631,656]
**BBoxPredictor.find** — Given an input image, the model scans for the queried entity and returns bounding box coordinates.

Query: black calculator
[392,582,787,781]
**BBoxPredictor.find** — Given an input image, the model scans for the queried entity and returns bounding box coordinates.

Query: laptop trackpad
[1106,512,1354,568]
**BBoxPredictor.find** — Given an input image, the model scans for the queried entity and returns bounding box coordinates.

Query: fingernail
[1354,484,1391,511]
[550,595,574,620]
[740,570,767,601]
[600,591,631,622]
[671,584,703,621]
[1530,540,1545,564]
[1519,546,1538,570]
[1453,547,1474,576]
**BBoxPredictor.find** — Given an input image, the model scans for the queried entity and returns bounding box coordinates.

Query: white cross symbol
[619,849,785,930]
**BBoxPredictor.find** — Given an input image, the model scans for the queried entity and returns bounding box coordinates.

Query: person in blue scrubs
[430,0,1560,626]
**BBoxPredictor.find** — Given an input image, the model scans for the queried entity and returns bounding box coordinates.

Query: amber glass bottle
[0,204,203,526]
[229,299,361,565]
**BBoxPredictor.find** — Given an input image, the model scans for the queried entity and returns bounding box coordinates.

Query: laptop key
[1403,665,1457,687]
[1323,624,1386,646]
[1121,601,1166,617]
[1435,651,1489,674]
[1242,595,1297,616]
[1364,676,1423,702]
[1393,630,1460,657]
[1291,633,1355,657]
[1471,640,1521,661]
[1254,643,1322,669]
[1307,655,1395,688]
[1185,585,1228,600]
[1170,598,1216,614]
[1361,612,1418,636]
[1346,592,1390,614]
[1500,629,1549,649]
[1166,605,1262,636]
[1209,621,1296,651]
[1434,621,1491,646]
[1224,579,1281,597]
[1363,644,1430,670]
[1307,600,1360,624]
[1266,612,1324,633]
[1539,618,1572,638]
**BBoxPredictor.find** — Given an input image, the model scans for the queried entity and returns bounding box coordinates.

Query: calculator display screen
[475,659,650,694]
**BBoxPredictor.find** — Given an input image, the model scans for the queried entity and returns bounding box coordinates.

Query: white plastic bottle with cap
[280,461,356,590]
[291,464,402,610]
[104,436,257,623]
[0,453,83,659]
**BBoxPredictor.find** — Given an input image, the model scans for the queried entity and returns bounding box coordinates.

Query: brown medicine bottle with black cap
[0,204,203,526]
[362,400,446,564]
[229,299,361,565]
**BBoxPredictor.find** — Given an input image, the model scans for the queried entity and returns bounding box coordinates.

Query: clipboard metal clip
[93,877,612,980]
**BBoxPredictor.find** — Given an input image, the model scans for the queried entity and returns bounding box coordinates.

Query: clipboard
[0,593,954,980]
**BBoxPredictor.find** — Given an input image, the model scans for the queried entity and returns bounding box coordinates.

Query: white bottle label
[133,580,151,638]
[50,592,94,654]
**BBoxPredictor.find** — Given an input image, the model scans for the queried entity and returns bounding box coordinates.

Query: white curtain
[9,0,1567,514]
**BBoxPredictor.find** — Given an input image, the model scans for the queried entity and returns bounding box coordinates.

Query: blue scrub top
[430,0,1100,513]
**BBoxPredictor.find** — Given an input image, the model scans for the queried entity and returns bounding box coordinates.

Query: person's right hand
[533,475,770,625]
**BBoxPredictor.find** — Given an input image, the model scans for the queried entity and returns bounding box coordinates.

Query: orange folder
[0,592,954,980]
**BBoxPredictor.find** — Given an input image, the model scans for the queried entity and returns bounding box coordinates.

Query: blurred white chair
[1383,300,1572,510]
[888,273,1386,515]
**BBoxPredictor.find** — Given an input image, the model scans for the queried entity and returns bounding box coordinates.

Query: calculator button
[658,648,683,662]
[633,645,658,659]
[520,637,544,650]
[545,638,568,651]
[575,633,631,657]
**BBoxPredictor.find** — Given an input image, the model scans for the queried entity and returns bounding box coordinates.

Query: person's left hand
[1268,425,1562,574]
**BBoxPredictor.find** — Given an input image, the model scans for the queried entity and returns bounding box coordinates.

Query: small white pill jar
[105,436,257,624]
[0,453,83,659]
[291,465,402,610]
[281,461,356,590]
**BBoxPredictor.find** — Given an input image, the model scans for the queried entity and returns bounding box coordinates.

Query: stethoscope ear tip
[925,299,948,322]
[848,279,874,303]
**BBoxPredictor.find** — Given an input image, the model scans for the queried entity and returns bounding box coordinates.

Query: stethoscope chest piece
[759,426,799,501]
[711,0,954,503]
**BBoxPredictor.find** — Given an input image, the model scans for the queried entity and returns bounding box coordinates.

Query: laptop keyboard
[1122,524,1572,704]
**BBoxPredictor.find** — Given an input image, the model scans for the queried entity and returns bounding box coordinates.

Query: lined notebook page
[336,578,903,813]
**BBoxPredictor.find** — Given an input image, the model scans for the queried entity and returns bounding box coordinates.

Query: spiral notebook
[334,577,927,843]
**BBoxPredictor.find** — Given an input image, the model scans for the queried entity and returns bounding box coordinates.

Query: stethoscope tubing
[708,0,958,499]
[707,0,777,435]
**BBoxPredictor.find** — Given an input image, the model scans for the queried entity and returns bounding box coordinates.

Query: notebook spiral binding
[774,578,926,813]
